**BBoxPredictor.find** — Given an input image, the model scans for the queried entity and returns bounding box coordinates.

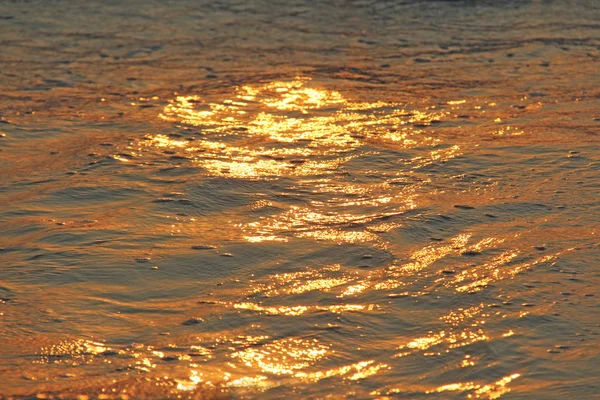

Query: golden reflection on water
[429,373,521,399]
[242,264,368,300]
[409,144,462,169]
[295,360,389,382]
[494,126,524,136]
[174,337,387,393]
[233,302,367,316]
[38,339,111,364]
[230,335,387,384]
[57,79,568,399]
[27,233,568,398]
[241,202,411,245]
[445,251,562,294]
[232,338,329,375]
[147,78,446,179]
[239,178,418,245]
[398,233,471,274]
[176,370,207,392]
[235,232,560,305]
[137,78,461,246]
[395,303,491,358]
[377,372,521,399]
[371,233,473,293]
[245,264,352,297]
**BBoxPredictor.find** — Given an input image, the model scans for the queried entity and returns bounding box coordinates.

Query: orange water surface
[0,1,599,399]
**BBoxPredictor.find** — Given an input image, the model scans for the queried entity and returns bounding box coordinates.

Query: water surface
[0,1,599,398]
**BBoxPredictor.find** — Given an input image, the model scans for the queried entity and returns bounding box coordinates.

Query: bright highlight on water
[0,1,598,399]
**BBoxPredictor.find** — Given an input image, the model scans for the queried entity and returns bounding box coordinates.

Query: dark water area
[0,0,599,398]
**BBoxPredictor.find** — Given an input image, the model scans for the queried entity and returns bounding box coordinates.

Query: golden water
[0,1,599,399]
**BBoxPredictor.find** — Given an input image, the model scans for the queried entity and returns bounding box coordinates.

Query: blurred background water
[0,0,599,398]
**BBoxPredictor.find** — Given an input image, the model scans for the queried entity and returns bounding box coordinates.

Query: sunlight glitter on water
[427,373,521,399]
[149,78,445,180]
[1,1,599,397]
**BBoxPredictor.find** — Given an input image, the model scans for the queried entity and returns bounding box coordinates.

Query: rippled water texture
[1,0,599,398]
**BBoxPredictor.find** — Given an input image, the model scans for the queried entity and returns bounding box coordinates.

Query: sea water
[0,1,599,398]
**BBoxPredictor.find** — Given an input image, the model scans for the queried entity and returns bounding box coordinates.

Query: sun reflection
[446,251,561,293]
[494,125,524,136]
[231,338,329,375]
[461,354,475,367]
[238,232,521,301]
[395,303,492,357]
[148,134,187,148]
[157,332,387,394]
[145,78,445,179]
[134,78,457,246]
[176,370,205,391]
[429,373,520,399]
[369,233,473,294]
[245,265,352,297]
[410,144,462,169]
[240,193,417,245]
[233,302,367,316]
[99,80,552,398]
[295,360,389,382]
[38,339,112,364]
[225,375,269,389]
[243,264,376,300]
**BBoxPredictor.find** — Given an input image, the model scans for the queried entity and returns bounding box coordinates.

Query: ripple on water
[1,3,599,395]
